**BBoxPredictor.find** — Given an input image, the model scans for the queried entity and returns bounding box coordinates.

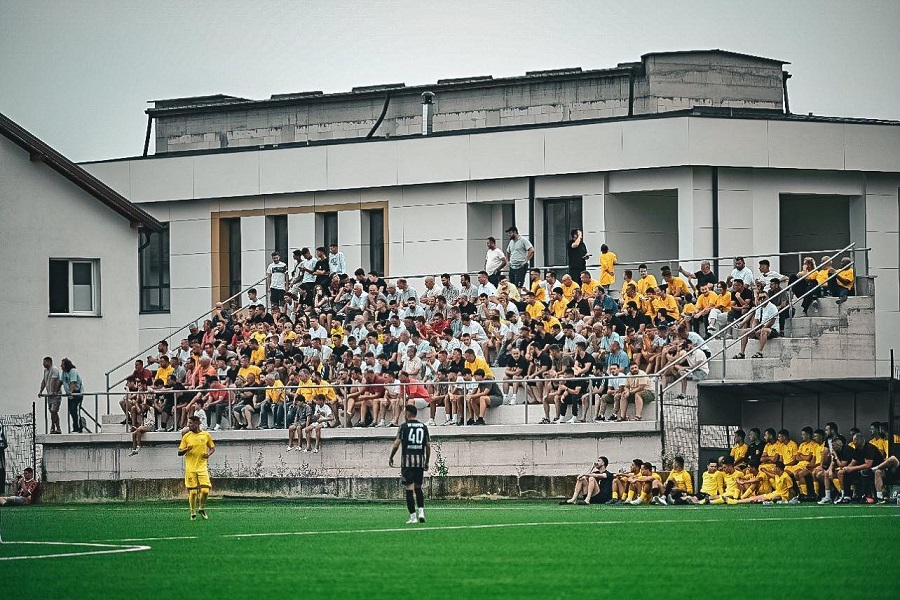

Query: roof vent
[525,67,583,77]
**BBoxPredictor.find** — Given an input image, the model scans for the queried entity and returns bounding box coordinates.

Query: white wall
[0,135,140,416]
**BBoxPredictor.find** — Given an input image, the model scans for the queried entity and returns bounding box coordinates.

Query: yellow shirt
[696,291,719,311]
[798,440,819,463]
[813,442,826,467]
[872,438,888,458]
[815,269,830,285]
[651,295,680,319]
[715,291,732,310]
[666,469,694,494]
[154,365,174,384]
[560,281,579,301]
[311,382,338,402]
[531,280,547,303]
[525,301,546,320]
[237,365,262,381]
[681,302,696,316]
[250,346,267,365]
[265,380,285,403]
[837,267,854,290]
[179,430,214,473]
[464,356,495,379]
[251,331,267,346]
[779,440,799,465]
[722,469,743,496]
[550,299,568,318]
[664,277,689,297]
[580,279,601,297]
[730,443,749,467]
[599,251,617,286]
[296,378,315,400]
[542,316,561,331]
[772,471,793,499]
[636,275,658,296]
[700,470,724,496]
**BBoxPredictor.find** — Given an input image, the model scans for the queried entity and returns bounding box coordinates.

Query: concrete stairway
[705,295,875,382]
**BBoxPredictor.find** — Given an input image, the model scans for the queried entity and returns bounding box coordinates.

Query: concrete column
[241,215,267,302]
[337,210,363,275]
[676,169,714,272]
[582,178,606,275]
[287,212,315,254]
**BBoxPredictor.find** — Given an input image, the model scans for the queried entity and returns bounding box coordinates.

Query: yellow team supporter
[666,277,689,297]
[531,280,548,303]
[779,439,800,467]
[250,345,267,365]
[542,315,561,331]
[297,378,316,401]
[526,300,546,320]
[696,290,719,312]
[581,278,601,297]
[837,266,854,290]
[636,274,658,296]
[465,356,495,379]
[599,251,617,286]
[265,379,285,404]
[251,330,267,346]
[155,364,174,384]
[715,290,732,311]
[237,364,262,382]
[560,281,579,301]
[312,382,338,402]
[550,298,568,318]
[872,437,888,458]
[722,469,743,499]
[651,294,680,319]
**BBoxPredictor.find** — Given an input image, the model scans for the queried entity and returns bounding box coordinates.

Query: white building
[81,51,900,382]
[0,113,163,417]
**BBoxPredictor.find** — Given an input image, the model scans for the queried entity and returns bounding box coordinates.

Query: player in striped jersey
[390,405,431,524]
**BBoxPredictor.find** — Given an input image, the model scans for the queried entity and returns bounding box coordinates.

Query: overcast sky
[2,0,899,162]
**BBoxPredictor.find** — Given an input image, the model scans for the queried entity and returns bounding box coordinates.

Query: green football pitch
[1,499,897,599]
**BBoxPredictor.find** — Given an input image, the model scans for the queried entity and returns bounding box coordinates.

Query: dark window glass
[323,212,338,248]
[139,225,170,313]
[227,218,242,299]
[543,198,582,266]
[49,259,69,313]
[273,215,288,264]
[368,209,384,275]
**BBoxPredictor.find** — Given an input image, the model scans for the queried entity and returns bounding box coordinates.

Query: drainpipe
[528,176,536,268]
[366,92,392,139]
[142,114,153,157]
[628,68,635,117]
[711,167,720,276]
[782,71,792,115]
[421,92,435,135]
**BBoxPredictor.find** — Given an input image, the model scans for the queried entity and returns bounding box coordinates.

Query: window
[226,218,242,299]
[322,211,338,248]
[543,197,582,267]
[139,226,170,313]
[49,259,101,316]
[367,208,385,275]
[272,215,288,264]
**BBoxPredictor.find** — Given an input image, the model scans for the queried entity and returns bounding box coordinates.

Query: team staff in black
[390,405,431,524]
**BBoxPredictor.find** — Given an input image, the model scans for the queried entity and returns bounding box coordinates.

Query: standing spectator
[567,228,588,279]
[266,251,288,309]
[598,244,617,292]
[505,226,534,289]
[328,242,347,276]
[679,260,718,294]
[0,467,38,506]
[484,237,507,287]
[59,358,84,433]
[40,357,63,434]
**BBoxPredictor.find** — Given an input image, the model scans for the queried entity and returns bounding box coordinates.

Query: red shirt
[403,380,430,400]
[132,368,153,386]
[17,478,38,504]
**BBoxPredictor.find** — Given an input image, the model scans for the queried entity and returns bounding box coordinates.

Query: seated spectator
[618,362,655,422]
[733,293,780,359]
[727,279,754,323]
[662,456,694,504]
[302,394,335,453]
[828,256,855,304]
[0,467,39,506]
[129,394,156,456]
[597,363,626,422]
[561,456,613,505]
[465,369,503,426]
[286,396,313,451]
[664,341,709,398]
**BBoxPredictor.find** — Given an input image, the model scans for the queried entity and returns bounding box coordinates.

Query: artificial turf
[0,499,897,599]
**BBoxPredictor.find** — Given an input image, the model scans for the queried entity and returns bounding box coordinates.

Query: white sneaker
[629,498,643,506]
[405,516,418,524]
[650,496,660,505]
[442,417,454,426]
[129,448,139,456]
[817,497,831,505]
[508,395,518,405]
[301,447,310,453]
[375,420,385,428]
[788,496,800,504]
[286,445,293,452]
[213,424,221,431]
[426,419,436,426]
[566,416,577,424]
[657,495,668,505]
[313,448,319,453]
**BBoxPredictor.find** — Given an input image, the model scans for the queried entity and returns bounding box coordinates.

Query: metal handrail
[104,275,267,392]
[661,242,858,395]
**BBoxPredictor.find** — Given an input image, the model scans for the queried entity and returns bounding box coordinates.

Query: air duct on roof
[421,92,435,136]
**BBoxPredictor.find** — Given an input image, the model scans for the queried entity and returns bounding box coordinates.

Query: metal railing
[104,276,267,393]
[661,242,859,395]
[41,373,664,435]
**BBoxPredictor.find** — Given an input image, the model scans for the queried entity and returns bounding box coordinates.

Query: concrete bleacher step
[804,295,873,318]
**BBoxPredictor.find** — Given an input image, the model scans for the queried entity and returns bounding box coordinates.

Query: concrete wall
[39,427,662,482]
[0,135,140,416]
[151,50,784,154]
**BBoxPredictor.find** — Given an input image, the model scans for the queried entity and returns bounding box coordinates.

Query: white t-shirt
[267,261,288,290]
[729,267,753,287]
[754,302,780,332]
[485,248,506,274]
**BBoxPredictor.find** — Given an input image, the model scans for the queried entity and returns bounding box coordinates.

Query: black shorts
[589,491,612,505]
[270,288,285,305]
[401,467,425,486]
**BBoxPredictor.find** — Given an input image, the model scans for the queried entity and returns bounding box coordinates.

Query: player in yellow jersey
[598,245,617,291]
[689,458,725,504]
[610,458,643,504]
[730,429,749,468]
[178,415,215,520]
[730,461,793,504]
[627,462,664,505]
[719,456,743,501]
[759,428,782,476]
[737,463,771,499]
[791,427,826,500]
[662,455,694,504]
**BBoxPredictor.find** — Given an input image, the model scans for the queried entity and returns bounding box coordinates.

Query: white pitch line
[0,541,150,562]
[98,535,198,543]
[224,512,895,539]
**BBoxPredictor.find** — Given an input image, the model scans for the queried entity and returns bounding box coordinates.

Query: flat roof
[699,376,896,398]
[81,106,900,166]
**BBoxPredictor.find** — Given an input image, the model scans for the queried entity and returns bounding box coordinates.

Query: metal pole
[32,401,37,474]
[44,396,48,435]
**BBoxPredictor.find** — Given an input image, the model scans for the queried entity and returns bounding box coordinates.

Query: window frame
[138,225,171,314]
[542,197,583,267]
[48,258,102,317]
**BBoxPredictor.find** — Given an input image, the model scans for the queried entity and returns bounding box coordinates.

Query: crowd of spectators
[95,233,857,452]
[563,421,895,505]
